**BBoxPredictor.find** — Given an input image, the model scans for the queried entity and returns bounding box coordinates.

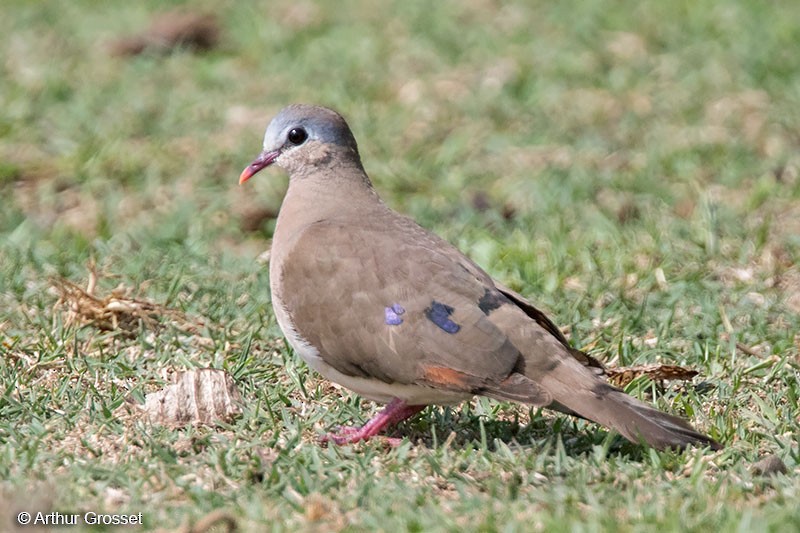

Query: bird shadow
[386,406,647,459]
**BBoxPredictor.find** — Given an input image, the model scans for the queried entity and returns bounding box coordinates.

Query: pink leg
[321,398,425,445]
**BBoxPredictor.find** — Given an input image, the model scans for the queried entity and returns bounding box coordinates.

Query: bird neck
[270,164,385,263]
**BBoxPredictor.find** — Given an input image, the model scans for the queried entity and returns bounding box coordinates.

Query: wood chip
[751,454,789,477]
[143,369,243,427]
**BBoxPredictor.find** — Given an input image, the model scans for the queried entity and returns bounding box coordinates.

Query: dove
[239,104,720,450]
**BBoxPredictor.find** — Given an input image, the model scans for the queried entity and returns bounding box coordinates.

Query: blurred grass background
[1,0,799,531]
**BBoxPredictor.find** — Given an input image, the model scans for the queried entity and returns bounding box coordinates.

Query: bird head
[239,104,360,184]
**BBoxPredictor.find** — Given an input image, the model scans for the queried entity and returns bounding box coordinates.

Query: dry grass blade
[606,364,699,388]
[153,509,239,533]
[54,277,165,333]
[53,271,209,337]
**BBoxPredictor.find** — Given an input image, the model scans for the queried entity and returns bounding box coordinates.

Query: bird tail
[562,383,721,450]
[485,355,721,450]
[539,361,721,450]
[490,287,720,449]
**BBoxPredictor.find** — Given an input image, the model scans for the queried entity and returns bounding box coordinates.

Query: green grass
[1,0,799,530]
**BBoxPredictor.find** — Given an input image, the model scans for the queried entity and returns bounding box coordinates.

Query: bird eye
[287,127,308,145]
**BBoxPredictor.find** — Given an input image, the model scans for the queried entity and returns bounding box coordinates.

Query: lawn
[1,0,798,531]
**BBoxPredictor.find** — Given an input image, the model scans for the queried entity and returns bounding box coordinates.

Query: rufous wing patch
[419,364,482,392]
[419,365,552,405]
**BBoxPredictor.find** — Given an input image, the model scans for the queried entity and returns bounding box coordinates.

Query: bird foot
[319,398,425,446]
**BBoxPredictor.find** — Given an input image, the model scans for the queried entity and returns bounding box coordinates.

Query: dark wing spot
[419,364,478,391]
[477,289,510,315]
[425,300,461,334]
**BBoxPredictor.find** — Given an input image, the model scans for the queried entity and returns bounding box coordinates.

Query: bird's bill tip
[238,166,257,185]
[239,150,279,185]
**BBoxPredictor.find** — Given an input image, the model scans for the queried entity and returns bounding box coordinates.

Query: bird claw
[319,426,358,445]
[319,426,403,447]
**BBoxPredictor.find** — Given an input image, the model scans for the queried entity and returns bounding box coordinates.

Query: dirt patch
[109,10,220,57]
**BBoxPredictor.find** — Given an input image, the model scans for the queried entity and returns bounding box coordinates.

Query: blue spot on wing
[385,303,405,326]
[425,301,461,334]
